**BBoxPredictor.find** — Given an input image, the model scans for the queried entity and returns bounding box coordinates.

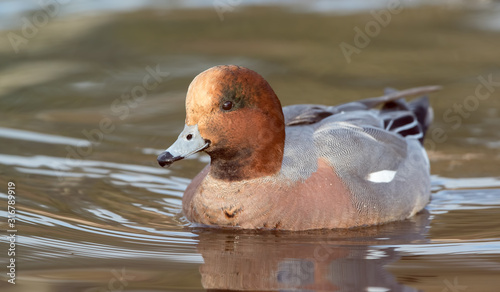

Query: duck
[157,65,439,231]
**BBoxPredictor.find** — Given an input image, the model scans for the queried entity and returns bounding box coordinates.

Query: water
[1,1,500,291]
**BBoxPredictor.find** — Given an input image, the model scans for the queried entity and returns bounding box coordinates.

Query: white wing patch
[366,170,396,183]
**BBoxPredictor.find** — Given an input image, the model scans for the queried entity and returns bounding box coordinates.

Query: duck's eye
[222,101,233,111]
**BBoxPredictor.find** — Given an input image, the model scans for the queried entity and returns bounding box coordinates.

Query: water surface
[1,1,500,291]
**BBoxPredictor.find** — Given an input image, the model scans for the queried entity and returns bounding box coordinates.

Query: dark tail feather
[409,96,432,139]
[380,88,433,144]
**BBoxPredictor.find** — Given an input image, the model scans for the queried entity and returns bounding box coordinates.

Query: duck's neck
[208,137,285,181]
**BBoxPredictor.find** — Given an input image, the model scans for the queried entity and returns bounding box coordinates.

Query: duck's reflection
[194,210,430,291]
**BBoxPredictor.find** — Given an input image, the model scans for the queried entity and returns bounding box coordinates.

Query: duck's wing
[283,85,440,144]
[311,117,431,225]
[284,85,440,126]
[283,104,340,126]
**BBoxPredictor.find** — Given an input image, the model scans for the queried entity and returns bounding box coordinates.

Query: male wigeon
[157,65,439,231]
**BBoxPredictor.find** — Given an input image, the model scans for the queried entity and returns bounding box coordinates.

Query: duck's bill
[157,124,210,167]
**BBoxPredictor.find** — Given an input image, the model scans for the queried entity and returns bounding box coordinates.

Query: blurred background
[0,0,499,291]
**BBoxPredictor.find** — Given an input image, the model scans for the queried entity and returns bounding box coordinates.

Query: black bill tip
[157,151,183,167]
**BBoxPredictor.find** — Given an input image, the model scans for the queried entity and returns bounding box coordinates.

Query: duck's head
[157,65,286,181]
